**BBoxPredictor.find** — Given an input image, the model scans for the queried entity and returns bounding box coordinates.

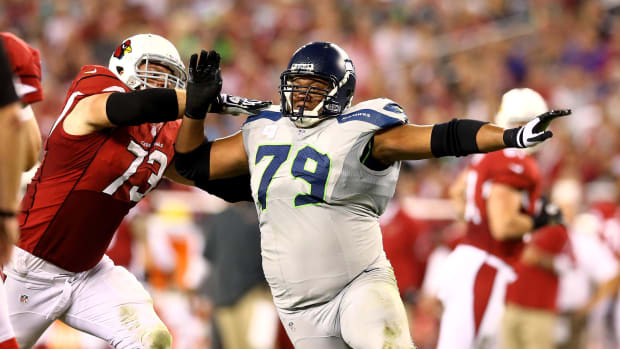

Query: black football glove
[210,94,272,115]
[503,109,571,148]
[184,50,222,119]
[533,196,564,229]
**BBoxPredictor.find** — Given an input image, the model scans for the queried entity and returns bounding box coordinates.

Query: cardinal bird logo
[113,40,132,59]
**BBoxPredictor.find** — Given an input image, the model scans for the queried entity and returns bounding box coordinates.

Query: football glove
[533,196,564,229]
[210,94,272,116]
[184,50,222,119]
[503,109,571,148]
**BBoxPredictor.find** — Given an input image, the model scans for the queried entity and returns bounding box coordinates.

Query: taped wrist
[431,119,488,157]
[195,175,253,203]
[503,127,522,148]
[106,89,178,126]
[174,140,212,182]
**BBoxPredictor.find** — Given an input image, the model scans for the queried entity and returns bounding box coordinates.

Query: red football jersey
[461,149,541,263]
[506,224,569,311]
[0,32,42,104]
[18,65,180,272]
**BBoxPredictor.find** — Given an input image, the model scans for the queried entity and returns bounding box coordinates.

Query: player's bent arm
[0,102,25,213]
[521,245,555,270]
[63,89,186,136]
[486,183,534,240]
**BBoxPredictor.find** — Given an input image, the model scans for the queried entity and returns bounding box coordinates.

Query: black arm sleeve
[0,42,19,108]
[106,88,178,126]
[430,119,488,157]
[174,140,253,203]
[196,175,252,203]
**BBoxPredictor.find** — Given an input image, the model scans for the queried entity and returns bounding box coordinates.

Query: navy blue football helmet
[279,42,356,127]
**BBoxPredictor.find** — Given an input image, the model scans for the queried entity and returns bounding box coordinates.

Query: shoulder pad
[243,105,282,126]
[69,65,128,96]
[337,98,408,129]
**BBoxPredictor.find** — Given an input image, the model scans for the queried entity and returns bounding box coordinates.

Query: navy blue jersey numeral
[255,144,331,209]
[256,145,291,210]
[291,146,331,206]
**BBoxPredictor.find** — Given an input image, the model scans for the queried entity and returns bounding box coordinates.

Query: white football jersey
[242,98,408,309]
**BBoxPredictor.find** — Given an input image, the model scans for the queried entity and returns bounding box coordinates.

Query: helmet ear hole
[116,67,124,75]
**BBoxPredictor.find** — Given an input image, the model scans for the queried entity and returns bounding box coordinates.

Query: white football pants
[4,247,171,349]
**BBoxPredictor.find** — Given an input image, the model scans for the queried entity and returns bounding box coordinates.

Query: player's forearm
[175,117,206,153]
[475,123,508,153]
[0,103,26,212]
[491,213,534,240]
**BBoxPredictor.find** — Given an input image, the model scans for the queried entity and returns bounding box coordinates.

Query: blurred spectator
[203,202,277,349]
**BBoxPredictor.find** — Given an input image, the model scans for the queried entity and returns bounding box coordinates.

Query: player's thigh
[63,261,171,349]
[4,275,56,349]
[340,279,413,349]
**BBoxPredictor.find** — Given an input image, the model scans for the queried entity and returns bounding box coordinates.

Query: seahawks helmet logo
[291,63,314,72]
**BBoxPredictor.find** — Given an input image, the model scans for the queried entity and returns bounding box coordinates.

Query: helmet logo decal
[291,63,314,72]
[113,40,132,59]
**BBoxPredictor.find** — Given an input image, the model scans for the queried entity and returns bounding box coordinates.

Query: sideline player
[174,43,569,348]
[0,37,24,349]
[0,31,46,349]
[4,34,266,349]
[439,88,561,349]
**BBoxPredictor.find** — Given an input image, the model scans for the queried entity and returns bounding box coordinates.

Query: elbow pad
[431,119,487,157]
[196,175,253,203]
[106,89,178,126]
[175,141,253,203]
[174,140,212,182]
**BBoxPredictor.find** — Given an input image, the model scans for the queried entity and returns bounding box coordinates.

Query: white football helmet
[494,88,548,128]
[108,33,187,90]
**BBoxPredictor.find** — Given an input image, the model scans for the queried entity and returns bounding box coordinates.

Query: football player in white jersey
[175,43,569,349]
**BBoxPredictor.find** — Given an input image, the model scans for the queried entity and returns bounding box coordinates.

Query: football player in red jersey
[4,34,267,349]
[0,32,46,349]
[0,38,24,349]
[438,88,562,349]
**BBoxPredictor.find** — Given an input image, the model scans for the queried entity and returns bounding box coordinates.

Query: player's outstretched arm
[372,110,570,164]
[64,88,187,136]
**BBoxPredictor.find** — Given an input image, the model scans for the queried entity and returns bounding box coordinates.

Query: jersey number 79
[255,144,331,210]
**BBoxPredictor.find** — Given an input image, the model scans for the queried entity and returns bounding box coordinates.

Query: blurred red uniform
[0,32,43,349]
[437,149,541,349]
[380,204,433,299]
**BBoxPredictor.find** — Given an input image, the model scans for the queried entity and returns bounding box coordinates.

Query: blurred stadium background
[3,0,620,348]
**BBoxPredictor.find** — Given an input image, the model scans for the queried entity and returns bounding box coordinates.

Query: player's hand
[533,196,564,229]
[0,216,18,265]
[184,50,223,120]
[504,109,571,148]
[210,94,272,116]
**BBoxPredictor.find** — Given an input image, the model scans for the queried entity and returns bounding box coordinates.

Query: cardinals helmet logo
[113,40,132,59]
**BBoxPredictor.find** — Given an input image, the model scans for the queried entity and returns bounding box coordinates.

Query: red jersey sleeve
[68,65,128,97]
[1,32,43,104]
[531,225,568,255]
